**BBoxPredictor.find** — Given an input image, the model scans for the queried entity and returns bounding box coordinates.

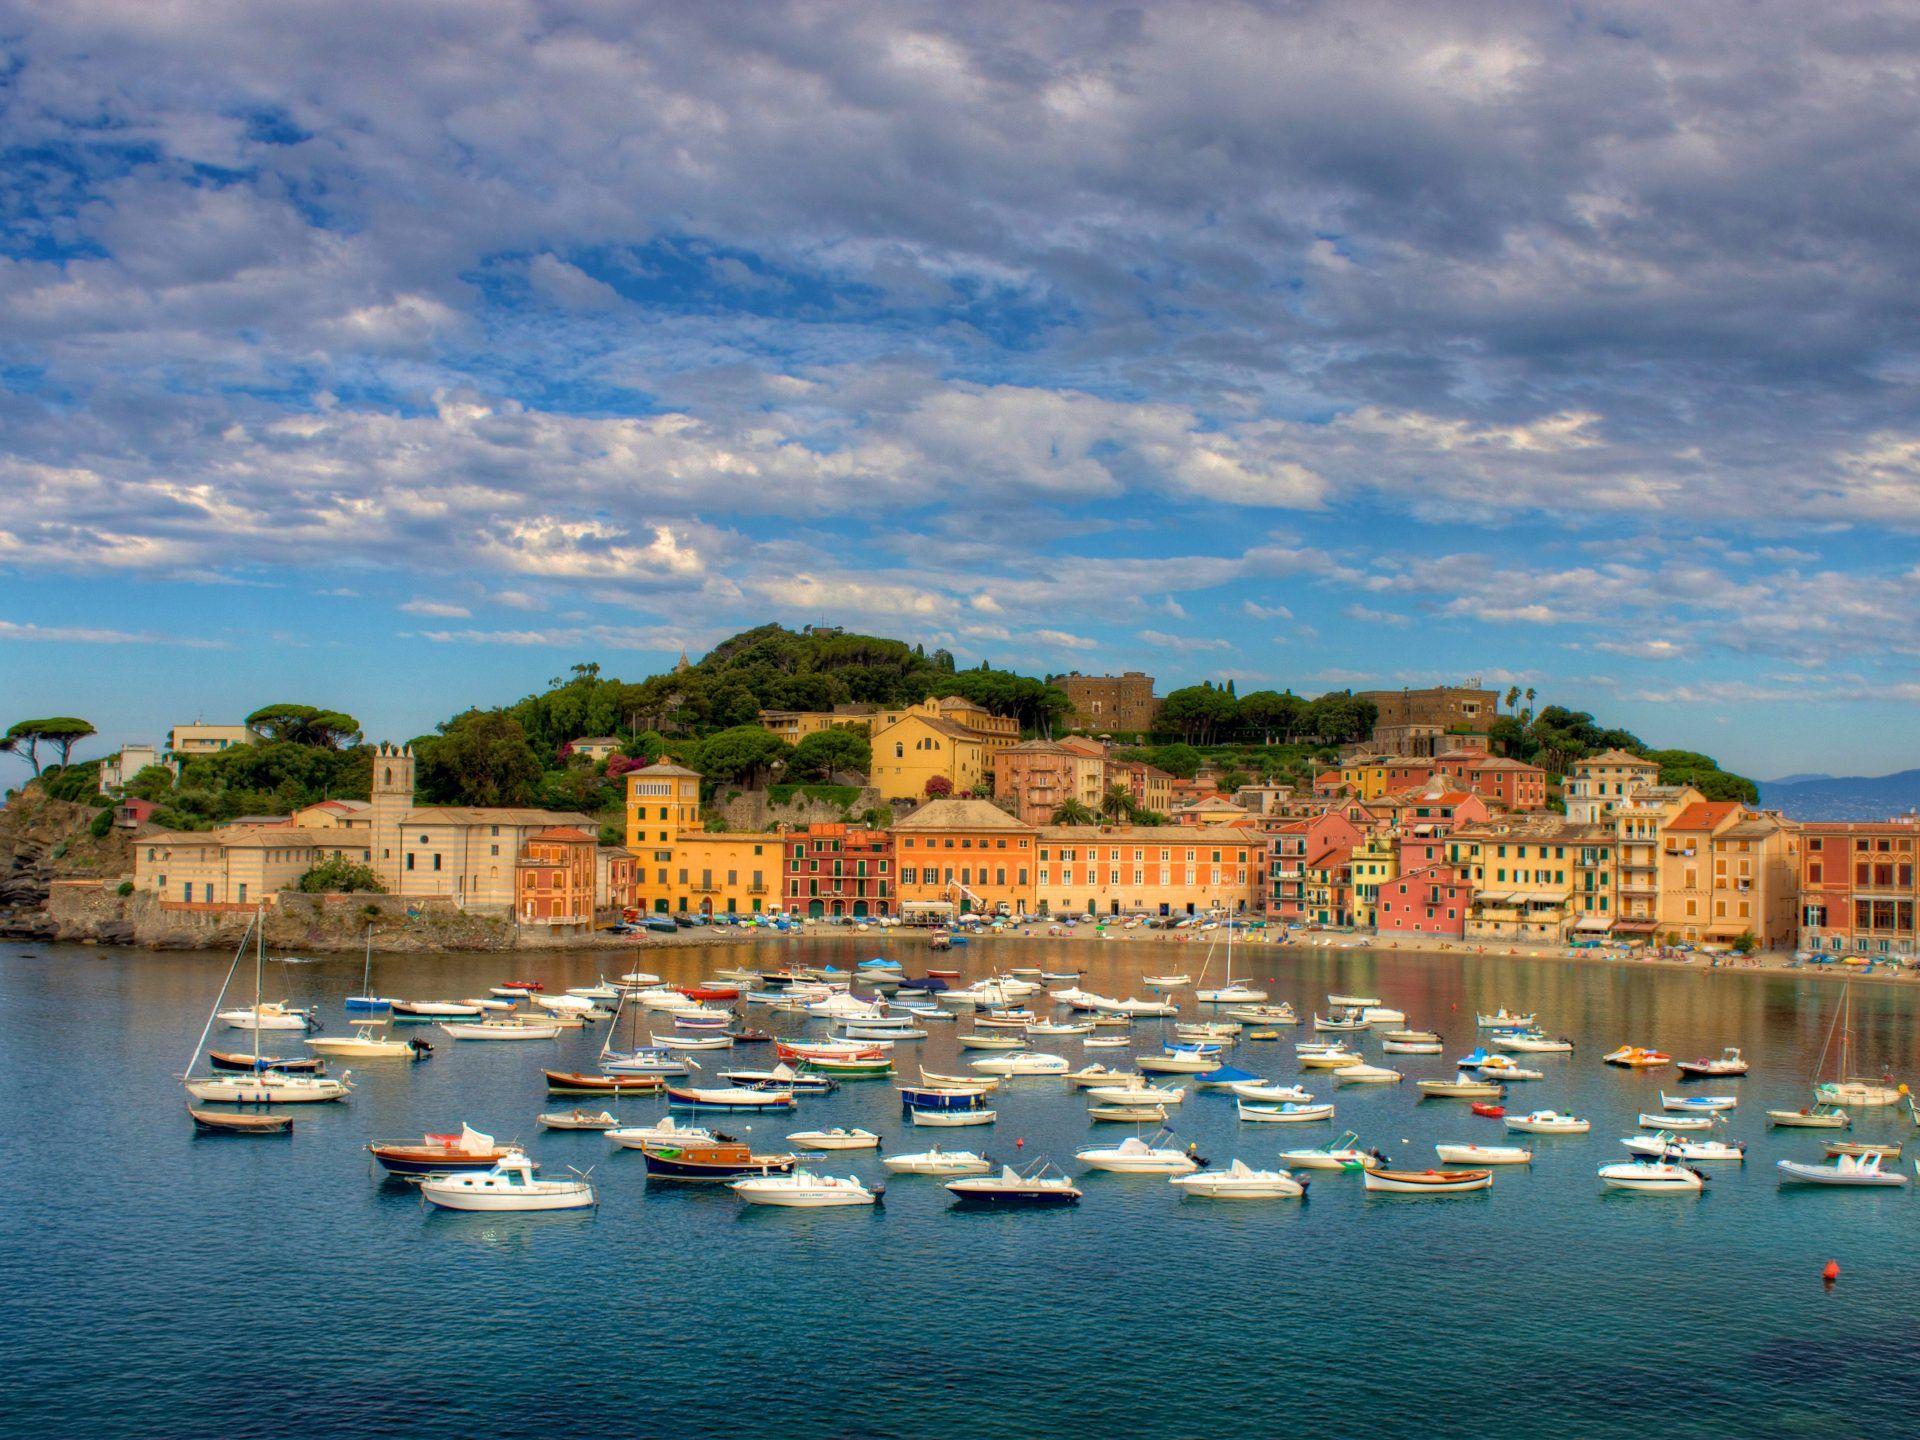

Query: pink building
[1377,863,1471,938]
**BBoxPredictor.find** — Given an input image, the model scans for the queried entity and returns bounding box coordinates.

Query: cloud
[1137,630,1231,652]
[0,620,227,648]
[1592,638,1688,660]
[398,598,472,618]
[1341,603,1412,627]
[1242,601,1293,621]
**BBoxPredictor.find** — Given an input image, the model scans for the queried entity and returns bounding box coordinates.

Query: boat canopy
[1197,1065,1258,1084]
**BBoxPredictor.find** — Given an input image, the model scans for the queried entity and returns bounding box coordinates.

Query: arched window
[895,743,904,759]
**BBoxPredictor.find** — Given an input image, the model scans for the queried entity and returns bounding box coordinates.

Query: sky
[3,1,1919,781]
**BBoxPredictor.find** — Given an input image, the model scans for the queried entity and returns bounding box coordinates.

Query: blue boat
[898,1084,988,1111]
[1194,1064,1259,1090]
[1455,1047,1493,1069]
[897,975,950,993]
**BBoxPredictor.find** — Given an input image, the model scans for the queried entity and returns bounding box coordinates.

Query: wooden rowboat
[1362,1167,1492,1194]
[543,1070,666,1095]
[208,1050,325,1074]
[189,1106,293,1134]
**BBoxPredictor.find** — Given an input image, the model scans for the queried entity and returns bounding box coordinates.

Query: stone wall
[710,785,894,832]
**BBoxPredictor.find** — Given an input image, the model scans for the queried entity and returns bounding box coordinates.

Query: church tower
[369,743,416,889]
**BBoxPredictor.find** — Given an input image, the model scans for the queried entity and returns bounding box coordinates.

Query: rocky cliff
[0,784,133,939]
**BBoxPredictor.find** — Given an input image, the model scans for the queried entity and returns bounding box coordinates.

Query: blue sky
[4,2,1920,780]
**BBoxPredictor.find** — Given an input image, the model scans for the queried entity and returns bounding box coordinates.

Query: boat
[1076,1131,1201,1174]
[945,1160,1082,1206]
[1381,1040,1443,1055]
[1417,1074,1504,1100]
[1622,1132,1746,1162]
[1638,1111,1716,1132]
[797,1053,895,1079]
[1381,1029,1440,1044]
[1599,1160,1705,1193]
[788,1127,882,1151]
[1491,1031,1574,1054]
[1334,1064,1402,1085]
[637,1136,797,1181]
[1142,974,1191,989]
[532,994,605,1018]
[1196,983,1267,1003]
[1778,1152,1910,1187]
[1138,1051,1221,1075]
[185,1070,351,1104]
[1363,1168,1492,1194]
[420,1153,594,1212]
[188,1106,292,1135]
[970,1052,1069,1077]
[1435,1143,1531,1165]
[305,1024,429,1060]
[732,1170,882,1207]
[845,1023,926,1041]
[1087,1104,1167,1123]
[1193,1064,1261,1091]
[1328,993,1381,1008]
[1826,1140,1902,1159]
[368,1124,515,1176]
[1360,1007,1406,1025]
[1477,1009,1535,1029]
[911,1106,997,1127]
[957,1033,1027,1050]
[648,1031,735,1051]
[440,1019,563,1041]
[1602,1045,1671,1068]
[1313,1010,1370,1033]
[918,1068,999,1092]
[390,1000,484,1020]
[1472,1057,1543,1081]
[494,980,545,994]
[1767,1106,1851,1129]
[1170,1158,1306,1199]
[1237,1100,1335,1124]
[1661,1092,1736,1113]
[1503,1110,1590,1134]
[1279,1134,1385,1169]
[666,1085,796,1110]
[345,930,400,1011]
[543,1071,666,1096]
[1811,985,1905,1108]
[604,1051,695,1077]
[462,997,516,1012]
[885,1148,992,1176]
[566,983,622,1001]
[538,1109,621,1131]
[1470,1102,1506,1118]
[899,1082,992,1110]
[216,1002,317,1032]
[1298,1047,1365,1071]
[607,1116,716,1148]
[1227,1080,1314,1104]
[207,1050,326,1073]
[1677,1047,1749,1079]
[1086,1084,1185,1106]
[1225,1005,1297,1025]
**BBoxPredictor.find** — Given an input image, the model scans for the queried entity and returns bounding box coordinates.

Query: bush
[116,880,134,897]
[88,808,114,839]
[295,856,387,894]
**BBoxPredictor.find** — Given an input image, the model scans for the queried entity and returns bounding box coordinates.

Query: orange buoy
[1823,1260,1840,1286]
[1015,1137,1024,1148]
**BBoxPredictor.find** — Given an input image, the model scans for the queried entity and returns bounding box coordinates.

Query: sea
[3,933,1919,1439]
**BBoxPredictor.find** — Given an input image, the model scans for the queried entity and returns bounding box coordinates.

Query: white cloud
[1341,603,1412,627]
[1137,629,1231,652]
[398,598,472,618]
[0,620,227,648]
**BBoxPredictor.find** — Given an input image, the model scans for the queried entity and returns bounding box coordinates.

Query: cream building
[1656,802,1801,947]
[1609,784,1705,942]
[1565,748,1662,824]
[1448,816,1596,942]
[135,827,374,908]
[99,743,166,794]
[167,723,257,758]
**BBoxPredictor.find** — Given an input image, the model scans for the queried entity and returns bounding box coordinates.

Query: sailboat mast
[184,910,254,1075]
[252,904,266,1066]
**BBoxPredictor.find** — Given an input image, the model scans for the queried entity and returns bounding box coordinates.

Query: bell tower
[369,743,416,889]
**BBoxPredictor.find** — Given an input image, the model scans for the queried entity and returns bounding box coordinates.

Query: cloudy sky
[4,1,1919,778]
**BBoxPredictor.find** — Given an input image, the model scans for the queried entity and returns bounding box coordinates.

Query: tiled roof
[528,826,595,842]
[632,760,700,777]
[895,798,1036,831]
[401,806,597,827]
[1669,802,1743,831]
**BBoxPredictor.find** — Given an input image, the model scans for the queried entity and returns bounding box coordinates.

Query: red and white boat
[774,1039,887,1063]
[1676,1047,1749,1079]
[1362,1167,1493,1194]
[676,984,741,1002]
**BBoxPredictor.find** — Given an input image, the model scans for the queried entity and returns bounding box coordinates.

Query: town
[15,656,1911,966]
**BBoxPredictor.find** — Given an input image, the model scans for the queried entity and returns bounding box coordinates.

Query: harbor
[7,933,1920,1438]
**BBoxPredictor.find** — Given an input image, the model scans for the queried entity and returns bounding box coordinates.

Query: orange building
[892,798,1039,917]
[515,827,597,934]
[992,740,1105,824]
[1798,820,1917,959]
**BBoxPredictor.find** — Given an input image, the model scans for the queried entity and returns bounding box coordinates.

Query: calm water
[4,934,1920,1439]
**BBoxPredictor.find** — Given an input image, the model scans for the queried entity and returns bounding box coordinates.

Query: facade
[1564,748,1661,824]
[1360,684,1499,756]
[1349,831,1401,928]
[293,799,372,831]
[868,698,1018,802]
[114,797,158,829]
[568,736,622,762]
[1377,863,1472,938]
[1107,758,1175,816]
[1048,671,1161,733]
[1301,845,1355,927]
[675,833,781,916]
[134,827,374,907]
[1172,795,1253,827]
[1233,783,1294,815]
[992,740,1106,825]
[1609,784,1704,940]
[99,743,164,794]
[784,823,894,917]
[1267,810,1365,922]
[892,799,1038,917]
[167,723,256,758]
[1448,817,1590,943]
[596,847,636,914]
[1799,820,1920,958]
[756,704,876,744]
[1435,751,1549,811]
[514,827,597,933]
[1656,803,1800,947]
[1036,826,1260,916]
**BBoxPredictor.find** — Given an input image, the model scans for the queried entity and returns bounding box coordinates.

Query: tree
[923,775,954,799]
[414,711,543,807]
[4,718,95,774]
[1097,782,1138,824]
[1731,930,1758,955]
[1050,798,1097,825]
[1159,685,1238,744]
[245,703,362,749]
[125,764,177,801]
[1304,691,1375,745]
[296,856,386,893]
[693,726,791,788]
[790,727,872,783]
[1236,689,1307,744]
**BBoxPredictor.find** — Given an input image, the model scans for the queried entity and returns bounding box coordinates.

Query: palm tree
[1098,782,1137,824]
[1050,799,1097,825]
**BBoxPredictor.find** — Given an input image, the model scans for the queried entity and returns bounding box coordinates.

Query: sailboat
[184,908,351,1105]
[1193,917,1267,1003]
[346,925,401,1011]
[1812,984,1905,1109]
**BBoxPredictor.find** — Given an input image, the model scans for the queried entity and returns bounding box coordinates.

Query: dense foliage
[1155,684,1376,747]
[296,856,386,893]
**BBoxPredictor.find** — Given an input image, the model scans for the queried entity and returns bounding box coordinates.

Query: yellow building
[135,827,374,908]
[1572,828,1617,937]
[1610,784,1705,941]
[622,760,780,914]
[1565,748,1661,824]
[168,723,257,758]
[292,799,372,831]
[1349,831,1400,927]
[1171,795,1254,827]
[1036,826,1260,917]
[757,705,876,744]
[874,696,1020,745]
[1338,754,1396,801]
[869,708,1001,802]
[1448,816,1590,942]
[893,798,1038,916]
[1657,802,1801,947]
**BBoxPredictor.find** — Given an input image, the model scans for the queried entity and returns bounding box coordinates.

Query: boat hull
[1363,1168,1492,1194]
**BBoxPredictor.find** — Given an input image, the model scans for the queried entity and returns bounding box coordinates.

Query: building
[1048,671,1161,733]
[1348,830,1401,927]
[1435,751,1549,811]
[1172,795,1253,828]
[568,736,623,762]
[597,848,636,915]
[292,799,372,831]
[167,723,257,758]
[756,704,877,744]
[1564,748,1661,824]
[1267,809,1364,922]
[1365,784,1494,836]
[514,827,597,933]
[1036,826,1261,917]
[1106,757,1176,817]
[1377,864,1473,939]
[993,740,1106,825]
[868,697,1019,802]
[1448,816,1593,942]
[113,798,158,829]
[621,759,779,915]
[134,826,376,908]
[784,822,894,917]
[99,743,164,794]
[1359,684,1499,756]
[1799,819,1919,959]
[892,798,1038,917]
[1233,783,1294,816]
[1301,844,1355,927]
[1657,802,1800,947]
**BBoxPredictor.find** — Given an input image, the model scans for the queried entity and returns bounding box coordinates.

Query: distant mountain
[1759,769,1920,821]
[1767,772,1833,786]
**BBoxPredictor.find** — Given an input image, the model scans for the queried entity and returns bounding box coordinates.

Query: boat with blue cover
[898,1083,991,1111]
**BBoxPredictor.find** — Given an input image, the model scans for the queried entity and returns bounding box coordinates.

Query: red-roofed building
[1658,803,1800,947]
[1435,752,1549,811]
[1302,844,1354,927]
[1377,863,1471,938]
[785,822,894,918]
[515,826,597,933]
[1268,809,1364,922]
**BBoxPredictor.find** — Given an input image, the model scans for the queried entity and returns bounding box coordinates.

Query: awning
[1573,916,1614,933]
[1612,919,1659,932]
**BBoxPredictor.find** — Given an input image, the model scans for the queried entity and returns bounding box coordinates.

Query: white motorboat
[607,1116,715,1149]
[1237,1100,1335,1124]
[845,1024,926,1041]
[1504,1110,1590,1135]
[1299,1047,1365,1071]
[1026,1020,1094,1037]
[1360,1007,1406,1025]
[730,1171,882,1207]
[1381,1029,1440,1044]
[1327,993,1380,1008]
[217,1002,315,1032]
[884,1148,992,1176]
[1381,1040,1443,1055]
[1477,1009,1536,1029]
[1313,1010,1370,1033]
[1225,1005,1297,1025]
[1638,1111,1715,1132]
[184,1070,351,1104]
[1676,1046,1749,1079]
[1435,1143,1531,1165]
[1170,1159,1306,1199]
[1090,996,1181,1017]
[1417,1074,1504,1099]
[538,1109,620,1131]
[1076,1132,1201,1174]
[1599,1160,1704,1193]
[1622,1132,1746,1162]
[1066,1064,1144,1089]
[649,1032,734,1051]
[1137,1052,1221,1075]
[1142,974,1191,989]
[462,997,517,1012]
[787,1127,882,1151]
[1083,1036,1131,1049]
[970,1052,1069,1076]
[391,1000,484,1019]
[565,983,621,1001]
[1335,1064,1402,1085]
[620,971,662,986]
[1491,1032,1573,1055]
[439,1019,563,1041]
[1766,1106,1851,1129]
[420,1153,595,1212]
[1086,1084,1185,1106]
[944,1161,1082,1205]
[958,1034,1027,1051]
[305,1023,422,1059]
[1173,1022,1242,1043]
[1087,1104,1167,1123]
[1473,1058,1544,1082]
[910,1107,997,1127]
[1227,1080,1314,1104]
[1279,1133,1385,1170]
[1777,1152,1909,1187]
[918,1068,999,1092]
[1661,1092,1737,1113]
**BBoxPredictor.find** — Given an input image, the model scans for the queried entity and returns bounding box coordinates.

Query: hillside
[1759,769,1920,821]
